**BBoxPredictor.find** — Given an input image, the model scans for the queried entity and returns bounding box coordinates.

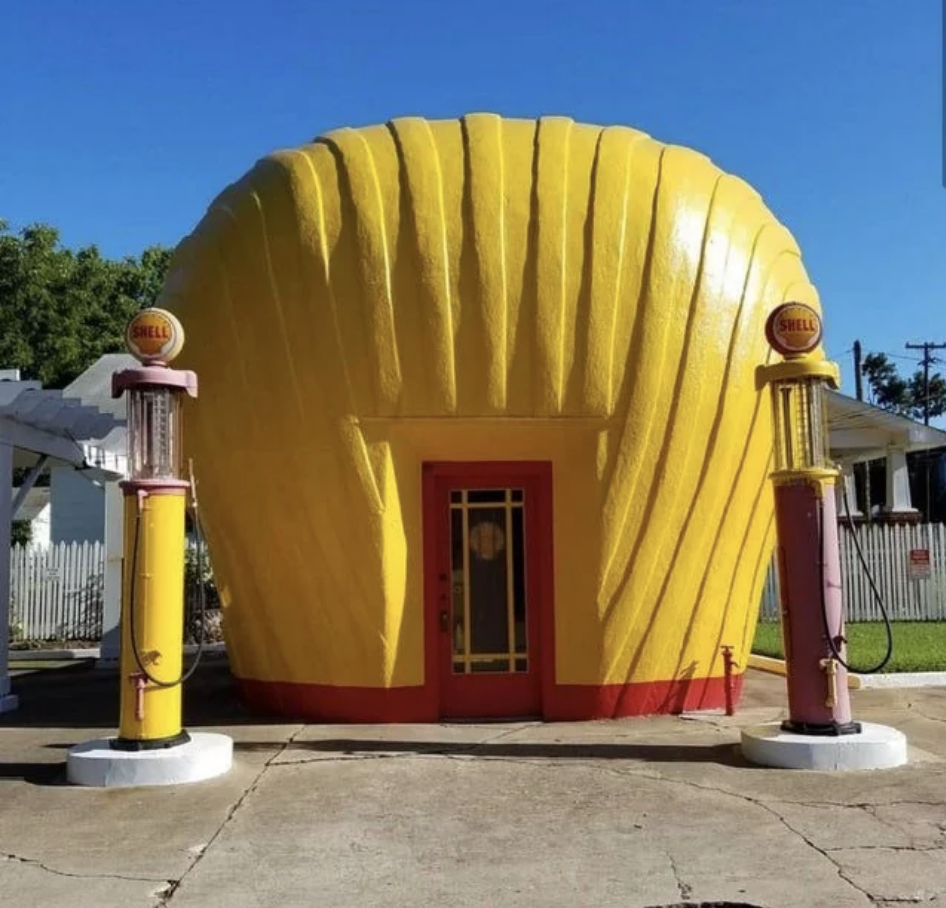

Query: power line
[880,351,923,363]
[905,341,946,426]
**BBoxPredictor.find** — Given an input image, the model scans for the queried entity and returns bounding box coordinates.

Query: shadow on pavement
[0,660,266,786]
[0,659,263,730]
[0,761,68,786]
[230,737,752,767]
[0,661,770,785]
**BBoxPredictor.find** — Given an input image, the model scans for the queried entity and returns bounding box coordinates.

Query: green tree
[862,352,946,422]
[0,220,172,388]
[11,521,32,547]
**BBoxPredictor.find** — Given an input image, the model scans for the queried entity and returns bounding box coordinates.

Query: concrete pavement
[1,664,945,908]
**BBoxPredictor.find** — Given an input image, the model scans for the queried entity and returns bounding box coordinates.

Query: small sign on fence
[908,548,932,581]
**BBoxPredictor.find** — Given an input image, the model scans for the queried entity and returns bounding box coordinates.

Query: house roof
[62,353,138,419]
[61,353,138,456]
[827,391,946,462]
[0,375,124,470]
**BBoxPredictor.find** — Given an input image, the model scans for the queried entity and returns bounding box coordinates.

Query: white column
[96,481,123,668]
[835,464,862,520]
[0,442,20,711]
[885,446,919,518]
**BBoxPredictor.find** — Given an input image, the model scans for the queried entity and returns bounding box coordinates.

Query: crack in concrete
[269,728,538,768]
[857,802,930,847]
[275,751,422,767]
[666,851,693,902]
[768,798,945,810]
[154,724,307,907]
[428,753,881,905]
[825,844,945,854]
[476,725,538,746]
[872,899,939,906]
[211,741,945,906]
[729,797,877,906]
[906,703,946,728]
[2,851,170,885]
[586,764,943,905]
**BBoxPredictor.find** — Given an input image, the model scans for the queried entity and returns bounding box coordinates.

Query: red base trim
[234,674,743,724]
[544,674,744,721]
[235,678,437,723]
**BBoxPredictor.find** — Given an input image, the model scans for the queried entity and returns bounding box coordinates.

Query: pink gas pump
[740,303,907,770]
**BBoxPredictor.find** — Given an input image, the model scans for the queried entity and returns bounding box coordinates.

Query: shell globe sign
[765,302,823,358]
[160,112,823,723]
[125,308,185,365]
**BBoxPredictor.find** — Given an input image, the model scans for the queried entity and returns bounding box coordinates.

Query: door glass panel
[449,488,528,674]
[468,506,509,656]
[471,659,509,673]
[512,507,526,653]
[450,509,465,655]
[467,489,507,504]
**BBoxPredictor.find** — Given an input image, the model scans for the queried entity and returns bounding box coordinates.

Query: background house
[828,390,946,523]
[48,353,135,544]
[11,487,51,548]
[2,367,125,709]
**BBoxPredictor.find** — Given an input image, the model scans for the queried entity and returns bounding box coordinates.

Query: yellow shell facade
[161,113,819,722]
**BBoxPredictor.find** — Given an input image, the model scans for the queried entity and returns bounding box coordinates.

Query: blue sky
[1,0,943,393]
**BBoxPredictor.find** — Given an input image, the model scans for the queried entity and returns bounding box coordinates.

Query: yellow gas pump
[65,307,232,786]
[111,308,196,749]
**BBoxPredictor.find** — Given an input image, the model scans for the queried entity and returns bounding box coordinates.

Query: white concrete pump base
[67,732,233,788]
[741,721,908,770]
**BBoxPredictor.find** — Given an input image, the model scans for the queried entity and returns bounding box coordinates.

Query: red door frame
[421,461,555,720]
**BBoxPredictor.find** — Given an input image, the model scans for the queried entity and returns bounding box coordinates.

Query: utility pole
[905,341,946,426]
[853,341,864,401]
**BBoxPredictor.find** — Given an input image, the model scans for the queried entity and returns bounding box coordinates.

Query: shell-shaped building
[161,113,818,722]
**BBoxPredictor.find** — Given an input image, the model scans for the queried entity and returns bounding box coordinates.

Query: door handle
[439,610,449,633]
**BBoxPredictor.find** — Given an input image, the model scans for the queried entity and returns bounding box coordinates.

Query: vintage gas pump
[66,308,232,787]
[740,302,907,769]
[112,308,196,749]
[759,302,857,734]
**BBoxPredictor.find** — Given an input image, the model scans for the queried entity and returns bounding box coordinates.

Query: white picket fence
[760,522,946,622]
[9,541,105,641]
[8,524,946,643]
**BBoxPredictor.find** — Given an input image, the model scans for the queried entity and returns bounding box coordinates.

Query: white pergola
[827,390,946,520]
[0,375,125,712]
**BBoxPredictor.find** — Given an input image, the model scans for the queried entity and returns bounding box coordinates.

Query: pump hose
[817,478,893,674]
[127,470,208,689]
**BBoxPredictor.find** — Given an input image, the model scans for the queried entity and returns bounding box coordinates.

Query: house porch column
[835,464,863,522]
[883,445,921,524]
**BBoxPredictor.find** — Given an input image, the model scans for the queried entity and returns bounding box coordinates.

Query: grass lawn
[753,621,946,673]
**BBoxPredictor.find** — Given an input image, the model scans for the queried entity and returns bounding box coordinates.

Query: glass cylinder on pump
[770,376,831,474]
[127,385,184,481]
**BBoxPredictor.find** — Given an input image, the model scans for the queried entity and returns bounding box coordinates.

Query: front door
[423,463,550,720]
